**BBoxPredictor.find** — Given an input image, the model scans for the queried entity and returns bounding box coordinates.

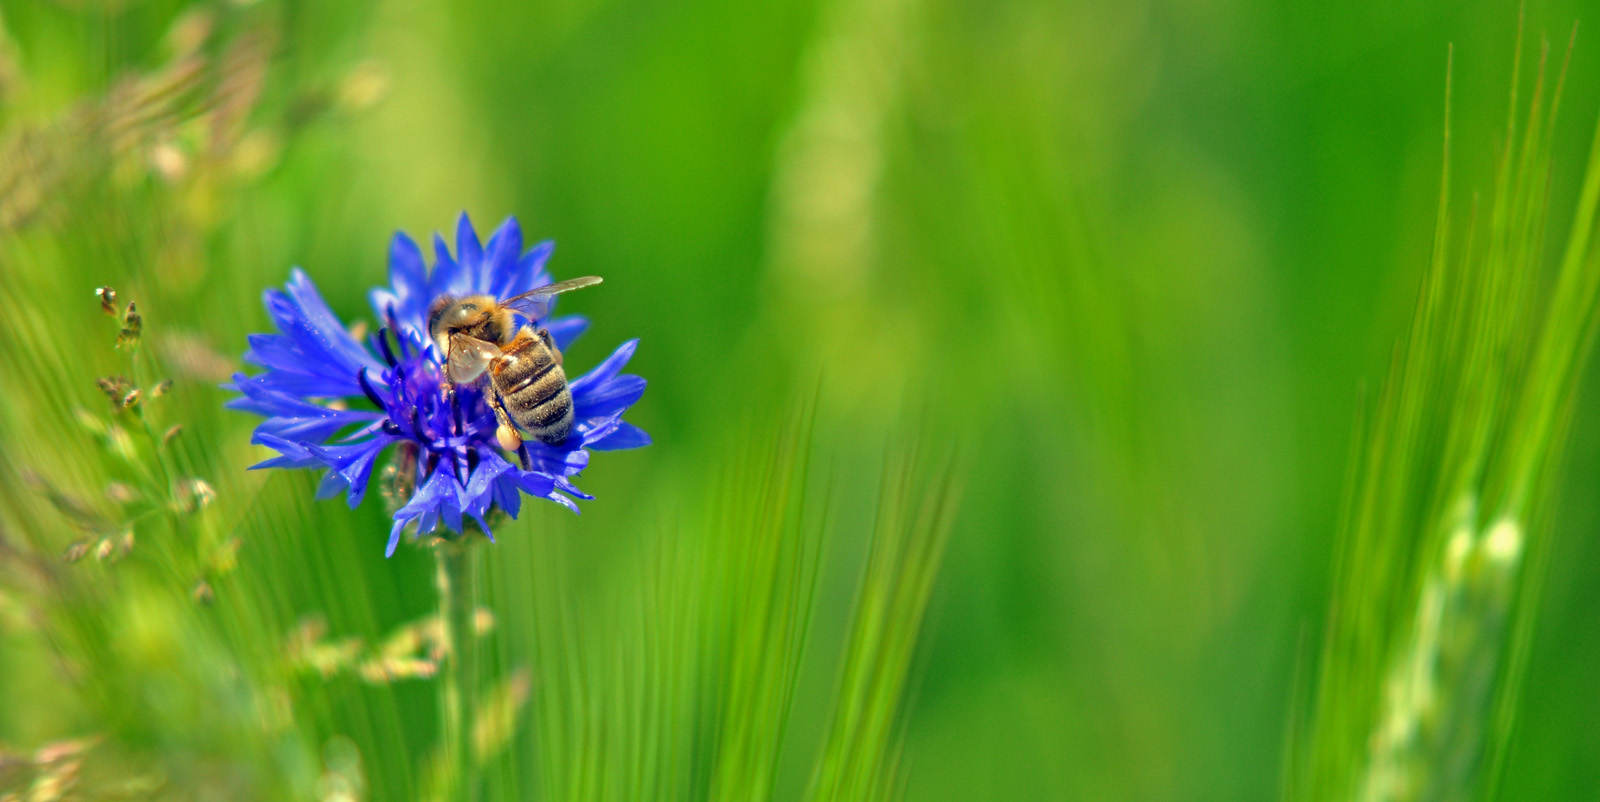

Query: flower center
[363,327,499,458]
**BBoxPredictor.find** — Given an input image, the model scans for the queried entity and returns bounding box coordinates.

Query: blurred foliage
[1291,28,1600,801]
[6,0,1600,800]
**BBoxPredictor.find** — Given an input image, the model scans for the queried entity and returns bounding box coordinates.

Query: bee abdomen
[494,336,575,445]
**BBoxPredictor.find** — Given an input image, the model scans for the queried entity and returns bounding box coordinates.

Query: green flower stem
[437,536,480,802]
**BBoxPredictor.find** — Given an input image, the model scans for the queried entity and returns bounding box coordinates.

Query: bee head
[427,295,503,356]
[426,296,454,353]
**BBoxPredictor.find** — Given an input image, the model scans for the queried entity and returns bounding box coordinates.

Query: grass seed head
[115,302,142,351]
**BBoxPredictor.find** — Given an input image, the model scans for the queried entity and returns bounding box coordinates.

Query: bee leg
[448,384,466,436]
[483,380,524,452]
[537,328,563,366]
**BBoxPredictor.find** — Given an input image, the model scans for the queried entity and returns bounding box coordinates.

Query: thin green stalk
[437,537,481,802]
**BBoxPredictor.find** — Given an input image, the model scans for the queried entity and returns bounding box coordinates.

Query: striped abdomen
[490,330,574,445]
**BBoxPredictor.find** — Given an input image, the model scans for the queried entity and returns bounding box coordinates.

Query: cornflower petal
[569,339,638,396]
[484,218,523,295]
[496,240,555,299]
[389,232,429,302]
[451,214,482,289]
[589,421,652,451]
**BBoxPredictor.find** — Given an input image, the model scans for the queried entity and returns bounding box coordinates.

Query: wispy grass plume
[805,435,962,802]
[1291,26,1600,802]
[481,398,962,802]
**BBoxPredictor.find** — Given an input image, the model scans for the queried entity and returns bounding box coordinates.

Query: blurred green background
[6,0,1600,799]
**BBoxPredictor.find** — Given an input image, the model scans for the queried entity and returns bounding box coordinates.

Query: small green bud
[106,425,137,462]
[210,537,241,575]
[73,408,105,436]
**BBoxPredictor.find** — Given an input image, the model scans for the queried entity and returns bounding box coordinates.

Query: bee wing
[447,334,503,383]
[502,276,604,321]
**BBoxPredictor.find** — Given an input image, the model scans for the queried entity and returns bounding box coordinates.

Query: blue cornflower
[229,214,649,556]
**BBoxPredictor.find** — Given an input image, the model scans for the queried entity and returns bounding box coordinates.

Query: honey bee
[427,276,604,451]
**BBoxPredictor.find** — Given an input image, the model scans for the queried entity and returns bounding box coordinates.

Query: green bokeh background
[5,0,1600,798]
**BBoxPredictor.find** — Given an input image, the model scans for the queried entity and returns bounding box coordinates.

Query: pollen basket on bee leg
[497,425,523,452]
